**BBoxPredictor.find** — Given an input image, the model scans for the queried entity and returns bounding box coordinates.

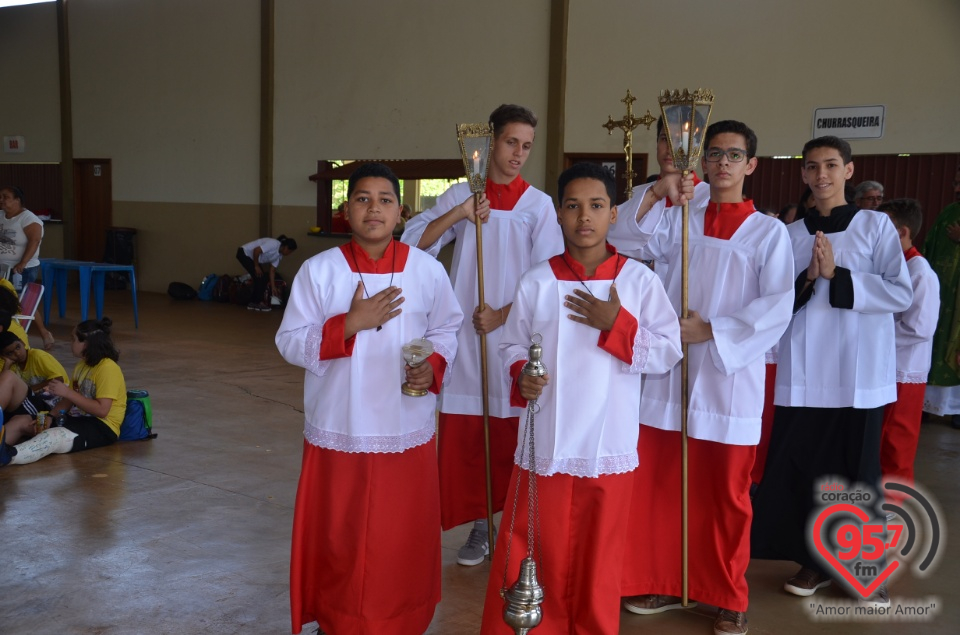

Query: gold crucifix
[603,89,656,201]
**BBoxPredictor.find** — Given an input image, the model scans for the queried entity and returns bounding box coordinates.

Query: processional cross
[602,89,657,201]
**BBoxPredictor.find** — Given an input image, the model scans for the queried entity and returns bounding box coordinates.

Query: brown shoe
[783,566,832,597]
[714,608,748,635]
[623,594,697,615]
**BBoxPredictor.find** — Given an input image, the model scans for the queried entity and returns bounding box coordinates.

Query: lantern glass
[457,123,495,194]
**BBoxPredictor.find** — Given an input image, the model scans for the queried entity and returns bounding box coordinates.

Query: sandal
[42,333,55,350]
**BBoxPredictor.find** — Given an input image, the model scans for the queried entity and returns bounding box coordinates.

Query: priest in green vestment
[924,167,960,424]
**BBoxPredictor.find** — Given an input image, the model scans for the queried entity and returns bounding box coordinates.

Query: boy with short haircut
[277,163,463,635]
[0,329,68,387]
[610,120,795,635]
[876,199,939,495]
[401,104,563,564]
[751,136,913,607]
[480,162,681,634]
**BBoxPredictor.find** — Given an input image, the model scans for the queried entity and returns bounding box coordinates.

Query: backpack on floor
[167,281,197,301]
[197,273,218,301]
[119,389,156,441]
[212,274,233,303]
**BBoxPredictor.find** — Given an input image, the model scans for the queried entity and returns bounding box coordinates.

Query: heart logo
[812,503,899,598]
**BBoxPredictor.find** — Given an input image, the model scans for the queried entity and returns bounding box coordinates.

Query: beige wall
[2,0,958,294]
[0,3,60,162]
[272,0,553,206]
[565,0,960,158]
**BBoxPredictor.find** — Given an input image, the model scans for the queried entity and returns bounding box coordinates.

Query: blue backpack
[119,389,156,441]
[197,273,218,301]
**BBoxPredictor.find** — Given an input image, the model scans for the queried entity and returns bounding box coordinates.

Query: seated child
[276,162,463,635]
[0,329,68,387]
[480,163,682,634]
[1,317,126,466]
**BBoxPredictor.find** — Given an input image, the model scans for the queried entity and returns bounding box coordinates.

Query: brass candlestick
[657,87,715,606]
[603,89,656,201]
[456,122,497,557]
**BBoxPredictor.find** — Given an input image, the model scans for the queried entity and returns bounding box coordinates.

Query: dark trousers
[236,248,268,305]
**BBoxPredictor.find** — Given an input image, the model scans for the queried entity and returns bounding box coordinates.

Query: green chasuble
[925,202,960,386]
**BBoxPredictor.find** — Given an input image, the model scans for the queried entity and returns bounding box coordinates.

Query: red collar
[340,239,410,273]
[549,244,624,281]
[662,172,702,207]
[704,199,756,240]
[904,246,921,261]
[486,177,530,211]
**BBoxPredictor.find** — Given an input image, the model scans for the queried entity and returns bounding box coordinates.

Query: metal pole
[680,169,690,606]
[475,193,496,558]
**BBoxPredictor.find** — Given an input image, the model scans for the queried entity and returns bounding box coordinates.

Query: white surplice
[401,182,563,418]
[499,257,682,477]
[609,187,795,445]
[895,252,940,383]
[275,247,463,453]
[775,210,913,409]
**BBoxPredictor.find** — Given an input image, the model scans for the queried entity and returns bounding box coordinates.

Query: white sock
[11,427,78,465]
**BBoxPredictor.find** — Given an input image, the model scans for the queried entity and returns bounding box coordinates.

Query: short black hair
[277,234,298,251]
[76,317,120,366]
[347,162,401,199]
[0,329,22,351]
[558,163,617,204]
[704,120,758,159]
[878,198,923,240]
[0,286,20,314]
[802,135,853,165]
[0,186,25,206]
[489,104,538,138]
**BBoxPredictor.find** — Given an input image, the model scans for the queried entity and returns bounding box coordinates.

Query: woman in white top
[0,186,55,349]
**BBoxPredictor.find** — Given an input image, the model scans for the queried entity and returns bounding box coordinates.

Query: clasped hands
[807,231,836,282]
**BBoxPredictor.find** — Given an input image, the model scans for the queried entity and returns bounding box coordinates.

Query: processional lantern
[501,334,547,634]
[657,88,714,607]
[456,122,498,557]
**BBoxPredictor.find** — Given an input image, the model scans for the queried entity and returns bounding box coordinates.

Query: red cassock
[621,426,755,611]
[277,240,463,634]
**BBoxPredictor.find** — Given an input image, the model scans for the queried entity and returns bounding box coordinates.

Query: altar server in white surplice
[610,121,794,635]
[278,163,463,635]
[401,104,564,565]
[752,136,912,606]
[480,163,681,635]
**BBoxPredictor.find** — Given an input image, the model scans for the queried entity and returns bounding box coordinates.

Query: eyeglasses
[704,148,747,163]
[860,195,884,204]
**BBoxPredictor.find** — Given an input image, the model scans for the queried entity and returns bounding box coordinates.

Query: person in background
[0,186,55,349]
[922,166,960,428]
[236,235,298,313]
[854,180,884,209]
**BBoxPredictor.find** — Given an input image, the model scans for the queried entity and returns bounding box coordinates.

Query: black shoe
[951,415,960,430]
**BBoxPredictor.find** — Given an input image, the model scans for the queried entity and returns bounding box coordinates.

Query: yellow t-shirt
[14,348,69,387]
[72,358,127,436]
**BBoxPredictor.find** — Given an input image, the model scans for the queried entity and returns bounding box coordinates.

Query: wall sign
[3,136,25,153]
[812,105,885,140]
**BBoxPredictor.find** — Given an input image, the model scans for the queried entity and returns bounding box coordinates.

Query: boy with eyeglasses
[609,120,794,635]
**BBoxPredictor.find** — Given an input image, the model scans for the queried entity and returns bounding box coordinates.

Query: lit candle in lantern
[681,122,690,155]
[472,150,480,176]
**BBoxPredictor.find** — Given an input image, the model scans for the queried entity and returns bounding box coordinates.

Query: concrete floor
[1,290,959,634]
